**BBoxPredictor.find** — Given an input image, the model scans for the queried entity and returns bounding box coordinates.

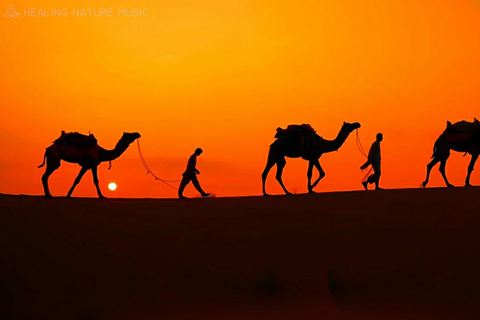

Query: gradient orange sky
[1,0,480,198]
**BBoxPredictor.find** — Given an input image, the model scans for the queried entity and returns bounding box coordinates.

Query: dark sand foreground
[1,188,480,319]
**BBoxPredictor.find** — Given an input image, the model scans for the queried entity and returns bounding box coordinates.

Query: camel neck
[101,141,130,162]
[323,126,351,153]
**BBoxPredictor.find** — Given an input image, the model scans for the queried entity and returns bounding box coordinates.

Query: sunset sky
[1,0,480,198]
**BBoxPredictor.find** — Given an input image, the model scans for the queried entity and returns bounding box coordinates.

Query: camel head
[120,132,141,145]
[343,121,361,132]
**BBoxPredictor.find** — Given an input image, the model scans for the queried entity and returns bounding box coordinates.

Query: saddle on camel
[54,131,98,147]
[443,119,480,144]
[274,124,321,159]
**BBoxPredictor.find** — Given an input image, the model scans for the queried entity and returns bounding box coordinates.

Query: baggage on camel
[54,131,98,147]
[443,119,480,143]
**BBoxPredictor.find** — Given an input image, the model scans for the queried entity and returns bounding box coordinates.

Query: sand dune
[1,188,480,319]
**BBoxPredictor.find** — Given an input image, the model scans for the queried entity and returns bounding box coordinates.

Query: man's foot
[375,187,383,190]
[362,181,368,190]
[202,193,211,197]
[179,195,188,199]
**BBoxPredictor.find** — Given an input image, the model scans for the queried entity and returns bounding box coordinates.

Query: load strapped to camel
[275,124,316,139]
[275,124,320,158]
[443,119,480,143]
[53,131,98,147]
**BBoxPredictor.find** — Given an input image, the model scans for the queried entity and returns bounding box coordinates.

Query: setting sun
[108,183,117,191]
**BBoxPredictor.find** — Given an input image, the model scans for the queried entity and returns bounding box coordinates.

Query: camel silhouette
[38,131,141,198]
[262,122,361,195]
[423,119,480,188]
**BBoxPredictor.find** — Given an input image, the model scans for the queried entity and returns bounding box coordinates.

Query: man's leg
[373,164,382,190]
[191,175,210,197]
[367,173,376,184]
[362,165,376,190]
[178,176,191,198]
[362,179,369,190]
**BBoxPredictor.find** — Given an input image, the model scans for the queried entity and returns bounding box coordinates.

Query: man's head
[194,148,203,156]
[376,133,383,142]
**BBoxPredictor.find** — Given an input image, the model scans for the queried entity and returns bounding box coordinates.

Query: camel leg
[310,159,325,191]
[261,159,277,196]
[91,166,106,198]
[41,161,61,197]
[439,158,454,188]
[465,154,479,187]
[422,157,440,188]
[276,157,291,195]
[262,143,281,196]
[307,161,314,193]
[66,167,88,198]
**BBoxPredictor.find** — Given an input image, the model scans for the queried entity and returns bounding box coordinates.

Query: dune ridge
[1,188,480,319]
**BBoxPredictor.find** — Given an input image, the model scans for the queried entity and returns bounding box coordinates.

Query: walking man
[361,133,383,190]
[178,148,210,198]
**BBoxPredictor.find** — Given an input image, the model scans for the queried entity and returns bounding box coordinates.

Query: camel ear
[475,118,479,123]
[343,121,346,124]
[447,121,452,127]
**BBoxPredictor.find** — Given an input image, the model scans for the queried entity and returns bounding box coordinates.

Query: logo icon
[4,4,20,18]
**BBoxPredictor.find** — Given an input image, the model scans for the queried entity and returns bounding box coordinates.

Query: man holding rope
[178,148,211,199]
[360,133,383,190]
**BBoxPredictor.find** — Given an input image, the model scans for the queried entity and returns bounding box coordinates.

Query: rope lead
[355,129,368,158]
[137,139,181,190]
[355,129,373,182]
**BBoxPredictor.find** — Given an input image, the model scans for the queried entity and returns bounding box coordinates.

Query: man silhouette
[178,148,210,199]
[361,133,383,190]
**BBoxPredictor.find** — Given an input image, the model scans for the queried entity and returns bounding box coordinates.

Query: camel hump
[444,120,480,133]
[54,131,98,147]
[275,124,317,139]
[443,120,480,143]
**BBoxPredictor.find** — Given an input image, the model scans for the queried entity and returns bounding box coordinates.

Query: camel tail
[38,151,47,168]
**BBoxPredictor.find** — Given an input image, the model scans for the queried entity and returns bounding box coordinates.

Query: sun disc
[108,182,117,191]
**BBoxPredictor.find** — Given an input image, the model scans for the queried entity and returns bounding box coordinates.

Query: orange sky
[1,0,480,198]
